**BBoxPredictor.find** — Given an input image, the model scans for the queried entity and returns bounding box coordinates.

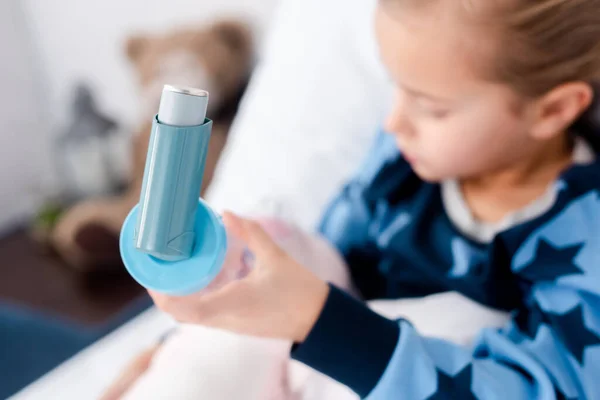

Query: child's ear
[530,82,594,140]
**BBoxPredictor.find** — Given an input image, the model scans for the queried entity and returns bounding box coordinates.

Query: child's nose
[384,93,414,137]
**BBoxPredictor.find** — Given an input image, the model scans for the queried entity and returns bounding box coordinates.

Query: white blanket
[118,294,509,400]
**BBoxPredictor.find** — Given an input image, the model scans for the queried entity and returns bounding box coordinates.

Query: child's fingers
[222,211,244,238]
[239,218,284,261]
[222,211,283,260]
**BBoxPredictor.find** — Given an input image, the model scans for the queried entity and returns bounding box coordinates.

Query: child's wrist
[296,280,330,343]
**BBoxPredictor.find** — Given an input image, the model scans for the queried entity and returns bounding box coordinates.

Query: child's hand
[148,212,330,343]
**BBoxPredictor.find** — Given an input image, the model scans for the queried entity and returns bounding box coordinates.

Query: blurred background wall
[0,1,49,231]
[0,0,278,233]
[21,0,278,128]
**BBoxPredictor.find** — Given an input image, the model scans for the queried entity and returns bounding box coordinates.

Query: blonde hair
[496,0,600,139]
[494,0,600,98]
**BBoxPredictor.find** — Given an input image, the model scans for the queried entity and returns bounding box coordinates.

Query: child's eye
[414,99,451,119]
[427,109,451,119]
[417,104,450,119]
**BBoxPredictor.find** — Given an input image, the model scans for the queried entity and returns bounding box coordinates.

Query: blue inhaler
[120,85,227,296]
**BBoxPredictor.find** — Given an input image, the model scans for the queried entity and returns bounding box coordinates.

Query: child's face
[375,3,538,182]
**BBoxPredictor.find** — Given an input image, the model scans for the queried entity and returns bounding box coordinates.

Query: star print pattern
[513,238,599,365]
[516,239,584,283]
[516,303,600,365]
[514,303,546,341]
[547,305,600,365]
[427,365,477,400]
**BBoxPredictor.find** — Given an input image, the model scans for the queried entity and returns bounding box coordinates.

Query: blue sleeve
[292,282,599,399]
[318,131,402,299]
[295,192,600,399]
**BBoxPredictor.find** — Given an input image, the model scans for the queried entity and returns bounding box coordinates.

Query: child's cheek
[423,136,469,178]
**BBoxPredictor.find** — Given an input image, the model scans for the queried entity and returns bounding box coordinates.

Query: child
[149,0,600,398]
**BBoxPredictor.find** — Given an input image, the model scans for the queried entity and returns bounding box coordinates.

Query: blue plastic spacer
[120,198,227,296]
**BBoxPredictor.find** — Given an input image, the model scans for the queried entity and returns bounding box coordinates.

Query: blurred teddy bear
[50,19,253,273]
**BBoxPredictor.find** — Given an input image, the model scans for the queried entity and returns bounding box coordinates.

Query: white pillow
[205,0,393,231]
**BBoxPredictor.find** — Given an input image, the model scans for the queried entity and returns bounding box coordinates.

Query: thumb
[222,212,283,261]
